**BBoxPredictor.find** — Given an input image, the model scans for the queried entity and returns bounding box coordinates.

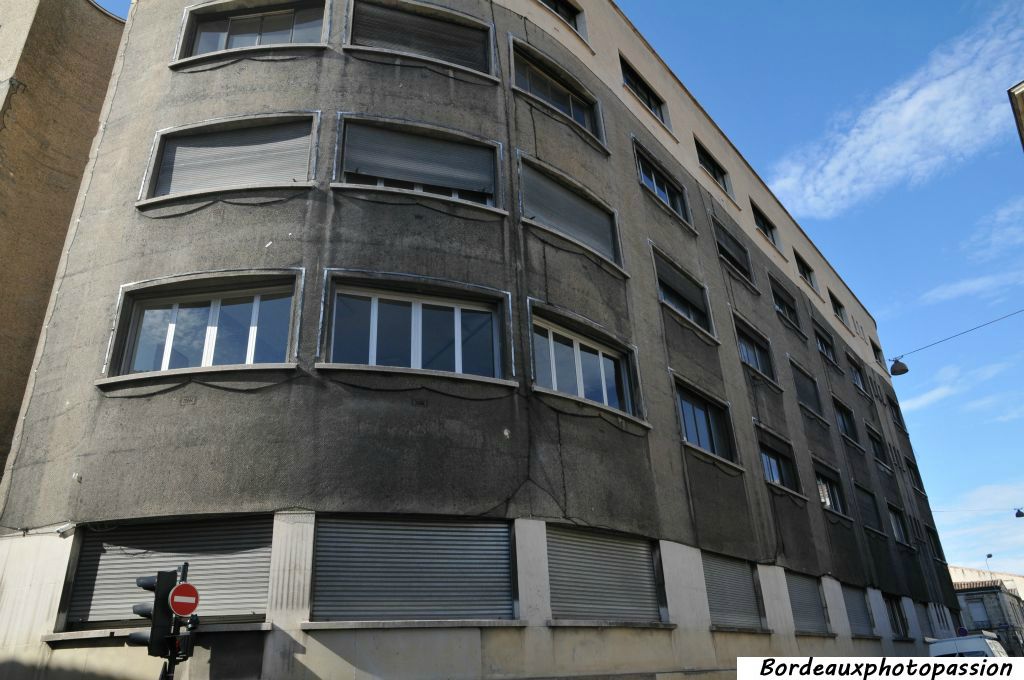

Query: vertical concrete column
[902,596,927,654]
[866,587,895,655]
[821,576,852,642]
[513,518,551,623]
[659,540,717,668]
[757,565,799,654]
[261,510,316,680]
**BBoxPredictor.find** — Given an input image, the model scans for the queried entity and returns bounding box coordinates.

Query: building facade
[0,0,123,472]
[955,580,1024,656]
[0,1,957,678]
[1011,80,1024,152]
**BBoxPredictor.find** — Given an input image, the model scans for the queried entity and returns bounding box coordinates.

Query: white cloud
[770,3,1024,219]
[934,479,1024,571]
[900,361,1013,413]
[901,385,957,411]
[919,270,1024,303]
[964,196,1024,262]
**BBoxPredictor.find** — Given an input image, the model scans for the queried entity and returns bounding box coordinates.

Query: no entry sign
[168,582,200,617]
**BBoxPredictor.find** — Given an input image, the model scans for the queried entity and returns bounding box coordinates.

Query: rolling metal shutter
[311,517,513,620]
[916,601,934,638]
[350,0,489,73]
[343,123,495,195]
[786,572,829,634]
[702,552,761,629]
[843,585,874,636]
[68,516,273,626]
[155,120,311,197]
[521,164,618,263]
[547,526,661,622]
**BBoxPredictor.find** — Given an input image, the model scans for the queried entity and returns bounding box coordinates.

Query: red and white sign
[168,582,199,617]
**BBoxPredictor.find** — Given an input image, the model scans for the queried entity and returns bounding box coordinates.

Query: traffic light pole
[129,561,200,680]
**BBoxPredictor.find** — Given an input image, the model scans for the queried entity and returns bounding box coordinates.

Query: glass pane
[693,402,712,450]
[259,12,294,45]
[226,16,260,49]
[680,398,698,445]
[514,54,530,90]
[376,299,411,368]
[212,296,254,366]
[168,302,211,369]
[461,309,495,377]
[603,354,624,411]
[579,345,603,403]
[552,333,577,396]
[709,407,732,458]
[292,7,323,42]
[253,293,291,363]
[131,305,173,373]
[533,326,552,388]
[332,294,371,364]
[421,304,455,373]
[192,19,227,55]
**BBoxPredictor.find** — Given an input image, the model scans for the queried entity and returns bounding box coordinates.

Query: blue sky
[98,1,1024,572]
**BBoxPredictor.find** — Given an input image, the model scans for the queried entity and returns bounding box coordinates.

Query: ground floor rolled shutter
[786,572,829,634]
[843,585,874,636]
[702,552,762,629]
[916,601,934,638]
[547,525,661,622]
[68,516,273,627]
[521,164,618,263]
[155,119,311,197]
[311,517,513,621]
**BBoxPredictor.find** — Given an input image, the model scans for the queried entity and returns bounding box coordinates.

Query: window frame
[619,55,668,126]
[695,138,732,196]
[888,504,910,545]
[770,277,800,330]
[735,319,775,381]
[886,395,907,431]
[828,290,849,326]
[885,595,910,639]
[815,468,846,515]
[535,0,586,37]
[866,426,889,466]
[790,361,823,415]
[813,323,837,364]
[652,248,713,336]
[855,485,883,531]
[751,201,780,247]
[794,251,818,292]
[713,218,754,283]
[632,142,692,226]
[926,527,946,562]
[675,381,736,462]
[847,353,868,393]
[832,397,859,443]
[760,442,800,492]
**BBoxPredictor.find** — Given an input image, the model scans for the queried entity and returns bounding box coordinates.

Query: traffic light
[127,569,177,657]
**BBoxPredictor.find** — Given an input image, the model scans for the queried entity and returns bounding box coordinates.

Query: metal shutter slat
[155,120,311,197]
[351,1,489,73]
[311,518,513,621]
[546,526,660,623]
[786,572,829,634]
[843,585,874,636]
[343,123,495,194]
[68,517,273,624]
[522,164,617,262]
[702,553,761,629]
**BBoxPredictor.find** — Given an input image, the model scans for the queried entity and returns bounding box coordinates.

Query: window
[771,279,799,328]
[514,48,598,137]
[635,148,690,220]
[620,57,666,124]
[888,505,909,544]
[547,526,663,622]
[737,323,774,379]
[833,399,858,442]
[967,599,990,628]
[927,528,946,561]
[677,385,734,460]
[868,430,889,465]
[916,602,934,639]
[349,0,490,74]
[814,325,836,363]
[151,119,312,198]
[311,517,513,620]
[856,486,882,530]
[654,253,711,332]
[887,395,907,430]
[702,552,764,630]
[186,3,324,57]
[123,285,293,374]
[538,0,581,31]
[816,470,846,514]
[791,363,822,414]
[786,572,829,634]
[714,219,753,281]
[906,458,925,490]
[532,320,631,413]
[761,444,799,491]
[886,595,910,638]
[696,139,731,194]
[330,288,498,378]
[871,339,885,366]
[848,355,867,392]
[342,122,496,206]
[843,586,875,637]
[521,163,617,262]
[829,290,848,325]
[794,251,818,291]
[751,203,779,246]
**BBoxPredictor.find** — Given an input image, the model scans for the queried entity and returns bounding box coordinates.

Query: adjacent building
[0,1,957,677]
[955,579,1024,656]
[1011,80,1024,152]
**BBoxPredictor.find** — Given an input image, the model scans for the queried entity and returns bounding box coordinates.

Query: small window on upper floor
[185,2,326,58]
[867,428,888,465]
[341,121,497,206]
[537,0,583,35]
[871,339,885,366]
[635,146,690,222]
[654,252,711,333]
[736,321,774,380]
[885,594,909,639]
[816,469,846,514]
[855,485,882,530]
[906,458,925,490]
[620,57,667,125]
[349,0,491,74]
[330,287,500,379]
[751,202,779,246]
[847,354,867,392]
[695,139,731,195]
[887,395,907,431]
[513,47,600,138]
[833,398,858,443]
[532,319,632,414]
[713,219,753,282]
[794,251,818,291]
[760,443,799,492]
[814,324,837,363]
[770,278,799,328]
[677,385,734,461]
[829,290,848,325]
[791,362,822,415]
[927,527,946,561]
[888,505,909,544]
[521,162,617,264]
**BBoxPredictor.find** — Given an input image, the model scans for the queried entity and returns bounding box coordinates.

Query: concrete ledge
[794,630,838,638]
[851,634,882,641]
[532,386,652,430]
[314,363,519,389]
[331,183,509,217]
[136,182,316,209]
[341,44,500,83]
[95,363,299,388]
[710,625,773,635]
[43,622,271,644]
[300,619,528,630]
[170,44,329,69]
[547,619,676,630]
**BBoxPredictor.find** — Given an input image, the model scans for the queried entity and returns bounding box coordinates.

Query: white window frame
[634,146,691,223]
[532,318,630,412]
[330,287,500,377]
[510,41,602,142]
[122,285,293,374]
